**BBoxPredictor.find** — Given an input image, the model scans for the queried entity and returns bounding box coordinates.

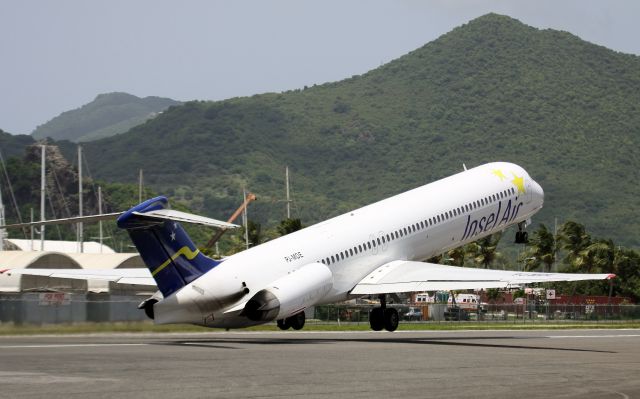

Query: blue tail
[117,196,220,297]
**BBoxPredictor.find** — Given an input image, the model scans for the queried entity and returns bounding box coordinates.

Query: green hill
[67,14,640,247]
[0,129,35,159]
[32,92,181,142]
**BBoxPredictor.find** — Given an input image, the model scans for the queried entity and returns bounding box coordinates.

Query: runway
[1,329,639,399]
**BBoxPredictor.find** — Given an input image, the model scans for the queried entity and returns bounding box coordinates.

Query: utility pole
[98,185,103,253]
[139,169,143,203]
[78,145,83,253]
[30,208,34,251]
[0,181,5,251]
[40,145,45,251]
[285,166,291,219]
[242,188,249,250]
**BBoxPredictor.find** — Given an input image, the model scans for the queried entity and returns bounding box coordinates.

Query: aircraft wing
[350,260,615,295]
[0,268,156,287]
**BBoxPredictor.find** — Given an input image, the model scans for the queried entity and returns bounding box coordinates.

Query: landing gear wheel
[383,308,399,332]
[288,311,306,330]
[515,222,529,244]
[369,308,384,331]
[277,319,290,330]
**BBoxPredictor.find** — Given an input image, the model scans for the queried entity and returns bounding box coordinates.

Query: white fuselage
[154,162,544,327]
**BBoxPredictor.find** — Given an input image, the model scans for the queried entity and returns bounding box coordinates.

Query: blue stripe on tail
[117,196,220,297]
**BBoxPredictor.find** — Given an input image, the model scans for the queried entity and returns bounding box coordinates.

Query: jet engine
[243,262,333,322]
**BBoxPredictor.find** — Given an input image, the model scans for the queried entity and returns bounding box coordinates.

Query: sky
[1,0,639,135]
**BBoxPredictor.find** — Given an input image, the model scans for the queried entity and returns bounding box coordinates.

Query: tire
[277,319,290,330]
[384,308,399,332]
[369,308,384,331]
[288,312,306,330]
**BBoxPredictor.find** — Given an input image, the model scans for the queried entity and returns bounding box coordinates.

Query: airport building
[0,240,153,324]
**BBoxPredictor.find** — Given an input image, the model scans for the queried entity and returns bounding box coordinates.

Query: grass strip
[1,320,639,335]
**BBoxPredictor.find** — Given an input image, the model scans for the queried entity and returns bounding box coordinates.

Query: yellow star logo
[511,173,526,194]
[492,169,506,181]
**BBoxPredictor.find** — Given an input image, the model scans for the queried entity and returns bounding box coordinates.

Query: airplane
[0,162,614,331]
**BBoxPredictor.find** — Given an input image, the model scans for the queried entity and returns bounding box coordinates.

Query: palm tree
[524,224,558,272]
[557,221,591,270]
[577,239,615,274]
[277,218,303,236]
[445,245,466,266]
[470,232,503,269]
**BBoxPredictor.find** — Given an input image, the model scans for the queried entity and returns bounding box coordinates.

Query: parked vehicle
[403,307,423,321]
[444,306,470,321]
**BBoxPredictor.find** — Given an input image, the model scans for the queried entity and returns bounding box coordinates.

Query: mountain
[32,92,182,142]
[0,129,35,159]
[66,14,640,247]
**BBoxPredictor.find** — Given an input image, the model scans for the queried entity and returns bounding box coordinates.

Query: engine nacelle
[243,262,333,322]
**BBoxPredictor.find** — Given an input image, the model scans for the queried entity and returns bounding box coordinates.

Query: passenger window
[349,248,354,256]
[331,255,335,263]
[377,238,381,245]
[367,242,372,249]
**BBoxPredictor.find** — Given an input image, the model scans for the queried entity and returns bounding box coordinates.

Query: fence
[308,303,640,325]
[0,293,148,325]
[1,295,639,326]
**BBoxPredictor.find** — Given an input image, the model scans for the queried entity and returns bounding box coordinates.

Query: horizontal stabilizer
[0,268,156,286]
[131,209,238,229]
[0,213,122,229]
[0,206,237,230]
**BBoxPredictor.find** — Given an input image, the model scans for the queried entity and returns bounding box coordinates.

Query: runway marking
[546,334,640,339]
[0,343,148,349]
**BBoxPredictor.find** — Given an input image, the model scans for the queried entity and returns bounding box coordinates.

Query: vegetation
[0,130,34,159]
[1,320,639,335]
[32,92,181,142]
[62,14,640,249]
[1,14,638,299]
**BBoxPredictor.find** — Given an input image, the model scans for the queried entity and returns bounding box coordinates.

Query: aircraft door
[525,179,533,204]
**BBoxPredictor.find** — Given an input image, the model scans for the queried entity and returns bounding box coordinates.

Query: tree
[557,221,591,269]
[277,218,303,236]
[577,239,615,274]
[524,224,558,272]
[469,232,503,269]
[444,245,467,266]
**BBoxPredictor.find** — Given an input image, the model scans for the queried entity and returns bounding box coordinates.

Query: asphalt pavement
[0,329,638,399]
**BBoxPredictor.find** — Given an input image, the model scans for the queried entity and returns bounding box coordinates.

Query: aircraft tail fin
[117,196,222,297]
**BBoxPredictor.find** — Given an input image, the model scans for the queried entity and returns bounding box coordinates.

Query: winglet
[606,274,616,280]
[0,269,9,274]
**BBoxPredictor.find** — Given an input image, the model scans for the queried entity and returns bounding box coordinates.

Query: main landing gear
[369,294,399,332]
[277,311,306,330]
[515,221,529,244]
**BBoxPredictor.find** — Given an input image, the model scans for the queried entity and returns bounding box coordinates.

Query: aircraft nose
[531,180,544,205]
